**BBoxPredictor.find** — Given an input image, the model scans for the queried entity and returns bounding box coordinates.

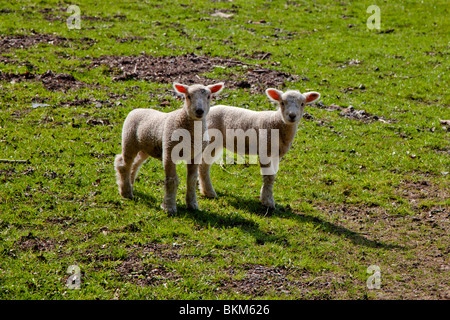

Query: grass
[0,0,449,300]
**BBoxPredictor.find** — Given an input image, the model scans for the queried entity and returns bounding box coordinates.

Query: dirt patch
[41,6,127,24]
[0,70,87,91]
[0,70,35,82]
[316,201,449,299]
[0,33,95,53]
[90,53,297,93]
[398,179,447,203]
[313,101,394,123]
[0,8,15,14]
[218,263,344,298]
[113,242,185,286]
[38,70,86,91]
[16,232,61,252]
[397,179,449,221]
[59,98,97,107]
[89,241,219,287]
[116,260,178,287]
[80,241,190,286]
[219,264,300,296]
[45,216,79,229]
[243,51,272,60]
[0,33,68,52]
[113,36,145,43]
[127,242,186,261]
[0,167,35,183]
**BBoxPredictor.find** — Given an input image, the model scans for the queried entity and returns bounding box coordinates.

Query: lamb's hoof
[261,198,276,209]
[201,190,217,199]
[187,202,199,210]
[119,190,134,200]
[161,203,177,215]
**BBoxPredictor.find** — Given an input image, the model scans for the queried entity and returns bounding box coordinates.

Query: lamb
[114,82,224,214]
[198,88,320,208]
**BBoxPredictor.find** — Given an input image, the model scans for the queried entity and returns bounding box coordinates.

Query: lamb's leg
[186,163,199,210]
[161,159,178,214]
[115,152,137,199]
[260,174,276,208]
[259,158,277,208]
[199,160,217,198]
[199,144,222,198]
[130,151,149,185]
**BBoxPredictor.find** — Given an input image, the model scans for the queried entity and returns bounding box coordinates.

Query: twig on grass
[0,159,30,164]
[218,159,244,177]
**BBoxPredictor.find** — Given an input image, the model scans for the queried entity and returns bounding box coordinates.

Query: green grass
[0,0,449,300]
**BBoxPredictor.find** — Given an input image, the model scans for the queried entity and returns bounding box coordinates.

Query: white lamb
[198,88,320,208]
[115,82,224,214]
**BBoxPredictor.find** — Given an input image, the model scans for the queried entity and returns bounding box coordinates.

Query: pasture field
[0,0,448,300]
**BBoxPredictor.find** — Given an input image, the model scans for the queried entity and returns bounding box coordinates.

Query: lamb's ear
[304,92,320,104]
[266,88,283,103]
[173,82,189,95]
[207,82,224,95]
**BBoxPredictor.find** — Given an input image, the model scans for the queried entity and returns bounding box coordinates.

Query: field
[0,0,449,300]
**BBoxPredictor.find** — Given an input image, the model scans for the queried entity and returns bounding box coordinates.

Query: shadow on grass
[133,190,160,210]
[225,194,406,250]
[136,190,289,246]
[173,204,290,246]
[135,189,404,250]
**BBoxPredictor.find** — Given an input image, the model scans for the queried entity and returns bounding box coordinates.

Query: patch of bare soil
[219,264,300,296]
[116,261,178,287]
[317,199,449,300]
[0,70,86,91]
[90,53,297,93]
[113,242,185,286]
[313,101,394,123]
[79,242,192,287]
[129,242,186,261]
[38,70,86,91]
[0,33,95,53]
[40,6,127,23]
[16,232,62,252]
[45,216,79,229]
[218,264,346,298]
[0,167,35,182]
[113,36,145,43]
[0,33,67,51]
[398,179,447,205]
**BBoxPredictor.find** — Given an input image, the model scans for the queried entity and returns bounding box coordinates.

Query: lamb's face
[174,82,224,120]
[266,88,321,125]
[279,91,306,124]
[186,86,212,120]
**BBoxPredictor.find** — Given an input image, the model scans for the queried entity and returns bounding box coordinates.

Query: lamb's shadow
[136,190,289,246]
[225,194,406,250]
[133,190,160,210]
[223,192,275,216]
[173,205,290,246]
[135,189,404,250]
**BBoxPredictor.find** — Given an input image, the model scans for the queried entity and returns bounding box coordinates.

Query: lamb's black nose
[289,113,296,120]
[196,109,204,117]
